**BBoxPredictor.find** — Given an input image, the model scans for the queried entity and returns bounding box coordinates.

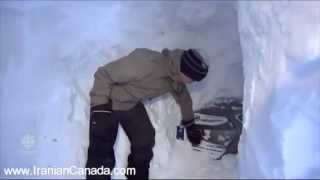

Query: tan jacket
[90,48,194,121]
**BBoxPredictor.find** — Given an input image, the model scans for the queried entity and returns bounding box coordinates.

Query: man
[86,48,209,180]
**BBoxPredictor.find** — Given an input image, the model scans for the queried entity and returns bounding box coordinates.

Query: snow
[1,1,319,179]
[0,1,241,179]
[238,1,320,179]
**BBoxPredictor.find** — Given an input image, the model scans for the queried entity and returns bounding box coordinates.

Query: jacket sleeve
[89,65,115,106]
[170,83,194,121]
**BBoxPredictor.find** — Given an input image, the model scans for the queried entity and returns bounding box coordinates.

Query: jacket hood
[161,48,184,80]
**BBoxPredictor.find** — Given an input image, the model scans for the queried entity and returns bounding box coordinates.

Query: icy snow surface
[238,1,320,179]
[0,1,243,179]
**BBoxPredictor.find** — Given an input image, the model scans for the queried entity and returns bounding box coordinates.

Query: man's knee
[129,128,155,165]
[88,139,114,158]
[131,126,155,150]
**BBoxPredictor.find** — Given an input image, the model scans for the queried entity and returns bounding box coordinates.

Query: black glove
[181,119,204,146]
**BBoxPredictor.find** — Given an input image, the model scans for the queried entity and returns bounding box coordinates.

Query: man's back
[90,48,185,111]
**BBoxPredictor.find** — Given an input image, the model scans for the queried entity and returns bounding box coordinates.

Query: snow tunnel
[0,1,319,179]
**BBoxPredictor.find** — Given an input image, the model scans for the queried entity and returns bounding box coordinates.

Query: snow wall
[238,1,320,179]
[0,1,319,179]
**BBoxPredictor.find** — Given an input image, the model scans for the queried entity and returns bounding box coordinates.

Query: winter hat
[180,49,209,81]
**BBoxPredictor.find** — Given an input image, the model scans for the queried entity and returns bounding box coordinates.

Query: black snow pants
[85,101,155,180]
